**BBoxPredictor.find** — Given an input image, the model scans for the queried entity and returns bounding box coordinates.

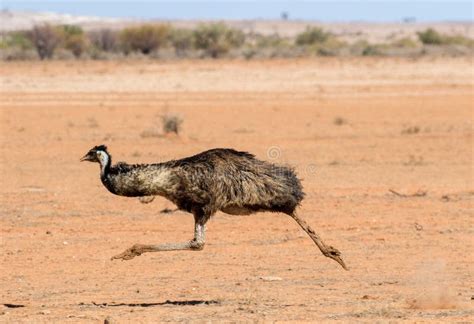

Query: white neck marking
[96,151,109,176]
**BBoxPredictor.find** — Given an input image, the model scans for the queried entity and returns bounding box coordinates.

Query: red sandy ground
[0,58,472,322]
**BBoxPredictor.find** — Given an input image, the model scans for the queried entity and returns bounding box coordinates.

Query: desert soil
[0,57,473,322]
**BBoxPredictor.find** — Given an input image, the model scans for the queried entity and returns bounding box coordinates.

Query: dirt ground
[1,58,472,322]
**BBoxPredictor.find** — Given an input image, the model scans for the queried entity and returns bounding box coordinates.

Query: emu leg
[289,212,348,270]
[111,223,206,261]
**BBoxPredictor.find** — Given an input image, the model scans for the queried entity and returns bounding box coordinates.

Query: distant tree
[193,23,245,58]
[169,28,194,57]
[29,24,61,59]
[296,27,330,46]
[89,29,118,52]
[120,24,170,54]
[281,11,289,20]
[417,28,444,45]
[60,25,88,58]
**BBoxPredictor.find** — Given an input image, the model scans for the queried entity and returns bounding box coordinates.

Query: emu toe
[111,244,147,261]
[323,246,348,271]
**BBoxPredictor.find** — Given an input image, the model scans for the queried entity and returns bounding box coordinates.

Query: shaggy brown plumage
[81,145,347,269]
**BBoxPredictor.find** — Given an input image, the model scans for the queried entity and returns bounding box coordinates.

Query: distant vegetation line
[0,22,472,60]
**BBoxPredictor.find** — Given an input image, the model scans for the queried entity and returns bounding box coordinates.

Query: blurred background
[0,1,472,59]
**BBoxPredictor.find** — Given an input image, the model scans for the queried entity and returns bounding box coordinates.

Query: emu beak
[80,155,89,162]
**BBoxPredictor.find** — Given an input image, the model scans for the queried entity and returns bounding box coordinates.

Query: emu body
[81,145,347,269]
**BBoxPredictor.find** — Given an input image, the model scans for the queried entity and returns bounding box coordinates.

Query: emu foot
[111,244,148,261]
[323,246,348,271]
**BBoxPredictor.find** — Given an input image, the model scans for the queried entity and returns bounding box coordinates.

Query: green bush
[193,23,245,58]
[1,31,33,50]
[120,24,170,54]
[57,25,88,58]
[391,37,418,48]
[61,25,83,36]
[417,28,474,47]
[362,45,383,56]
[296,27,330,46]
[29,24,62,59]
[64,34,88,58]
[255,34,290,48]
[169,28,194,57]
[313,38,346,56]
[417,28,444,45]
[443,34,474,47]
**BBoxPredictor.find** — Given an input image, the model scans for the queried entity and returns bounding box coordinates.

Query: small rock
[104,316,114,324]
[361,295,377,300]
[259,276,282,282]
[46,231,51,235]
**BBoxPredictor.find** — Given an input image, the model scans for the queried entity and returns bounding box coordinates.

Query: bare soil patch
[1,58,472,322]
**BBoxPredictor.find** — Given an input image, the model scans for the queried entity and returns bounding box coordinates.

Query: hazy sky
[2,1,473,22]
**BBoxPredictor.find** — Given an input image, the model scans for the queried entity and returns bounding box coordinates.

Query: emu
[81,145,347,269]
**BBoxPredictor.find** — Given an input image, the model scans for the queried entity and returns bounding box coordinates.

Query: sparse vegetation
[362,44,384,56]
[162,114,183,135]
[89,29,118,52]
[333,117,347,125]
[296,27,330,45]
[417,28,474,47]
[29,24,62,59]
[193,23,245,58]
[169,28,194,57]
[120,24,170,54]
[391,37,418,49]
[401,125,421,134]
[1,31,33,50]
[60,25,88,58]
[417,28,444,45]
[1,23,472,60]
[139,114,183,138]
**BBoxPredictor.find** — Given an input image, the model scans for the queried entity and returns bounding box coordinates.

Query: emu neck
[98,153,111,178]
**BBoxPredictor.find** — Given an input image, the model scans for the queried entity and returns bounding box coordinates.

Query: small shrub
[59,25,88,58]
[392,37,418,48]
[314,38,346,56]
[255,34,289,48]
[0,47,37,60]
[61,25,83,36]
[417,28,444,45]
[120,24,170,54]
[65,34,88,57]
[333,117,347,125]
[162,115,182,134]
[401,125,420,134]
[89,29,118,52]
[169,28,194,57]
[1,31,33,50]
[29,24,61,60]
[296,27,330,46]
[362,44,383,56]
[350,40,370,55]
[443,34,474,47]
[193,23,245,58]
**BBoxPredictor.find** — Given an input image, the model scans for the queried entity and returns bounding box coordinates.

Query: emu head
[80,144,110,165]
